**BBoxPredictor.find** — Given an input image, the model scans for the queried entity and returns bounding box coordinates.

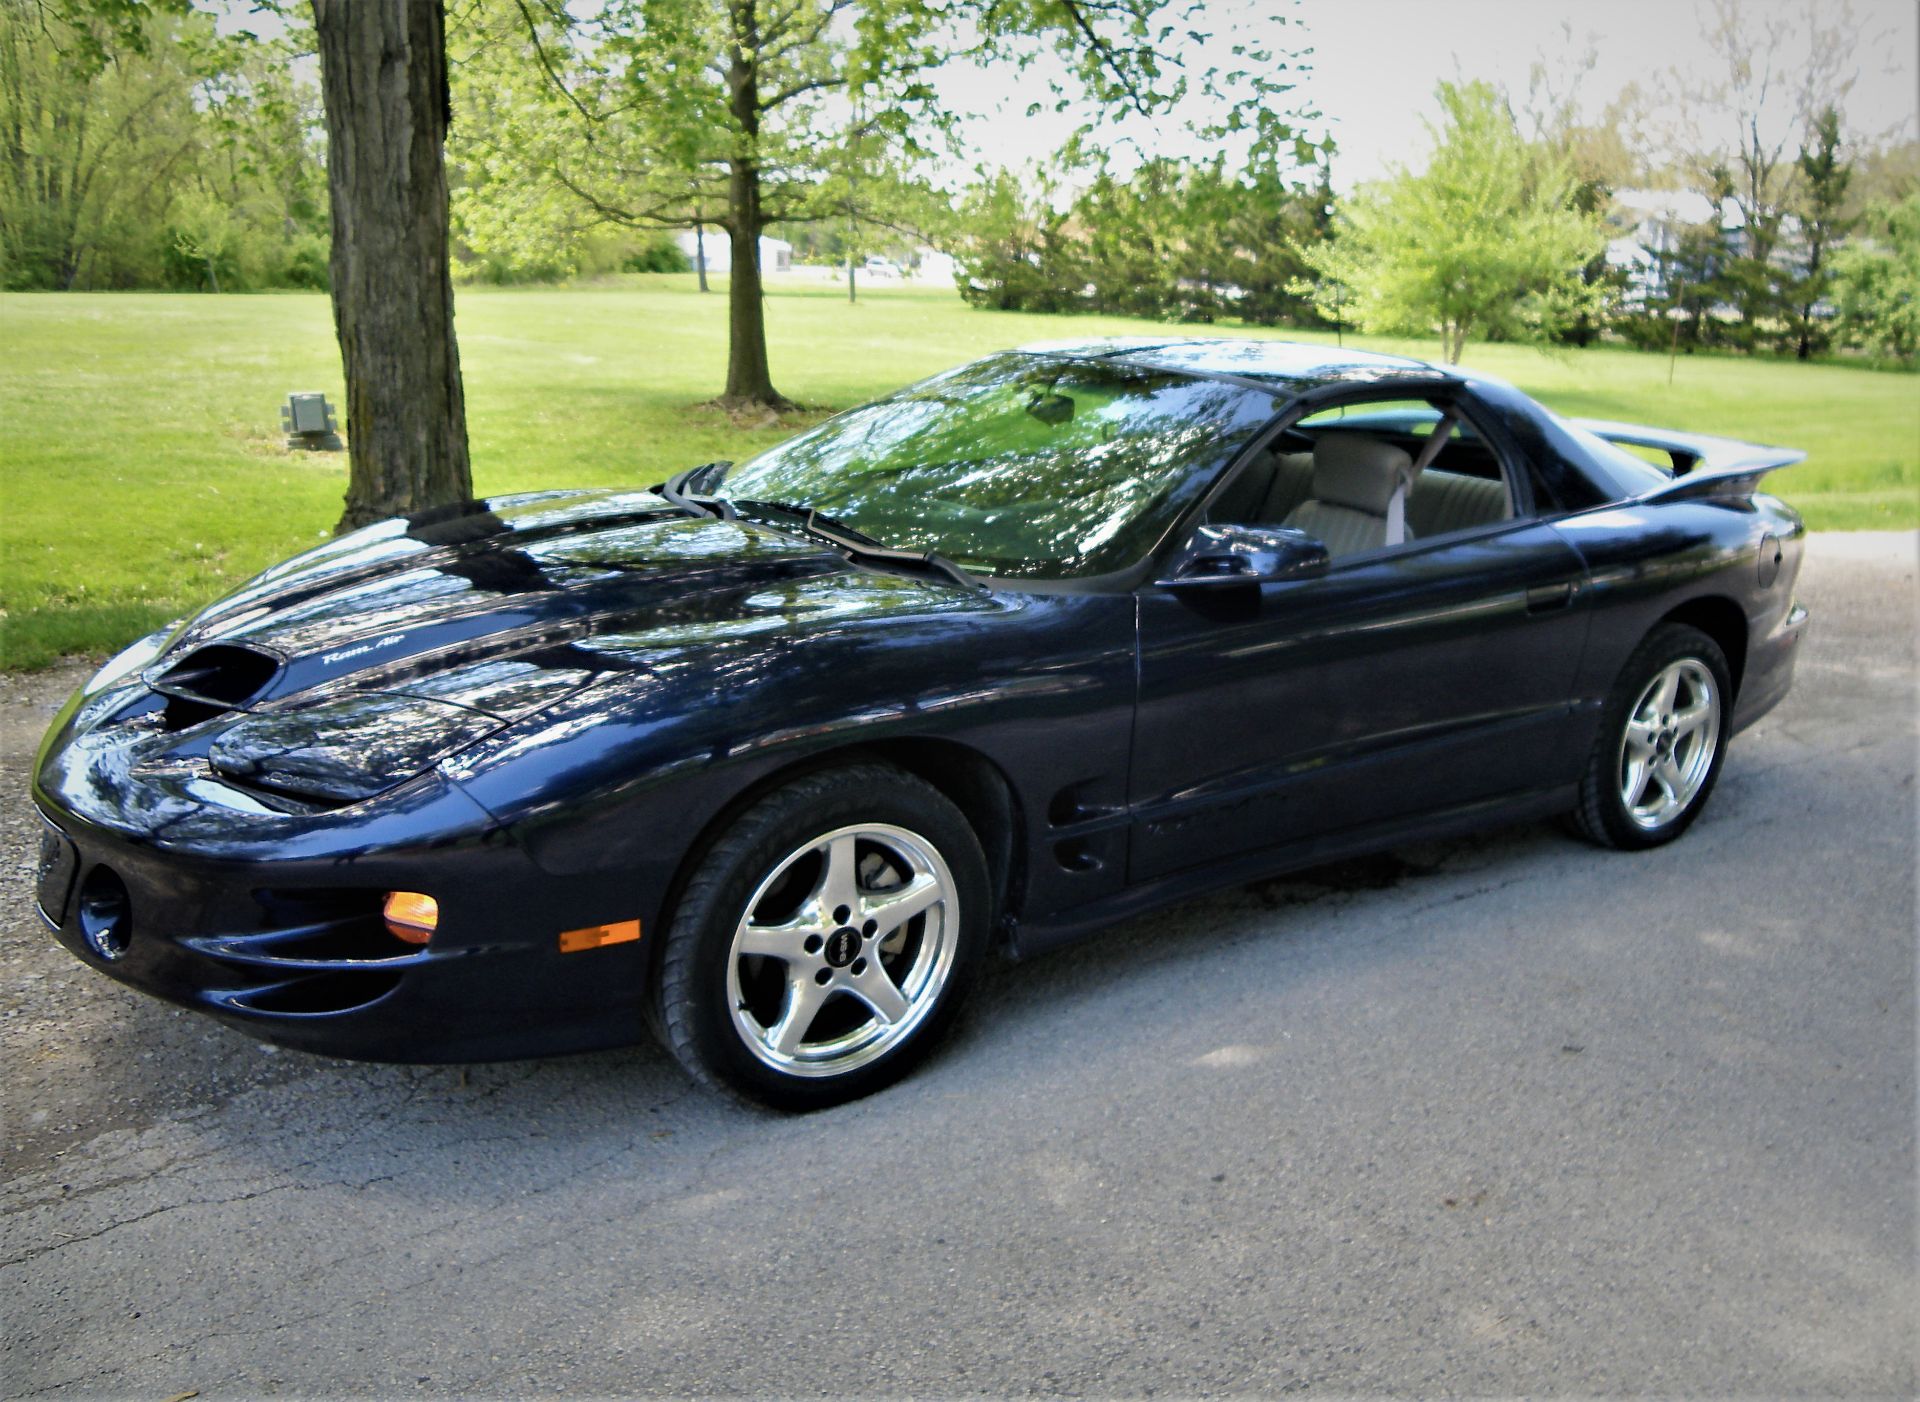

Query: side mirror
[1157,524,1330,590]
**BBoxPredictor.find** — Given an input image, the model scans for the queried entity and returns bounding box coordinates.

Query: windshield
[717,353,1280,579]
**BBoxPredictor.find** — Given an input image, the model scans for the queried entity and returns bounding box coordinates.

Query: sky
[935,0,1920,190]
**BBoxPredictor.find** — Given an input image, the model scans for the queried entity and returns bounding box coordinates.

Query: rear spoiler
[1573,417,1805,503]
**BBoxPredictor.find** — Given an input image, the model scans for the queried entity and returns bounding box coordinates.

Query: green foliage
[953,168,1084,313]
[446,0,921,257]
[1831,195,1920,365]
[0,0,326,291]
[952,155,1330,327]
[3,281,1912,669]
[926,1,1320,169]
[444,1,1319,403]
[1782,106,1855,360]
[622,236,691,274]
[1612,105,1865,361]
[165,189,239,291]
[1299,81,1606,363]
[1614,214,1730,355]
[13,0,192,75]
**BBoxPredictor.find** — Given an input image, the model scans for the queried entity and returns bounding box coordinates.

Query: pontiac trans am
[32,339,1808,1108]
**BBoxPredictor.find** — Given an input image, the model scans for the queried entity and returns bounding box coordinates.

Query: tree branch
[1058,0,1156,118]
[510,0,600,126]
[758,74,841,112]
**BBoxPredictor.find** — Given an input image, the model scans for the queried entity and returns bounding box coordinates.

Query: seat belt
[1387,410,1458,546]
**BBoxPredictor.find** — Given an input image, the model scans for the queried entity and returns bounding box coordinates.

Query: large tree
[312,0,471,529]
[0,1,198,288]
[1299,81,1605,364]
[1518,26,1643,346]
[1831,193,1920,364]
[1784,105,1854,360]
[981,151,1333,326]
[0,2,327,291]
[450,0,1312,411]
[951,164,1083,313]
[1670,0,1863,348]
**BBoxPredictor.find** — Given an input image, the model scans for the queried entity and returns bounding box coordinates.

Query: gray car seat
[1281,435,1414,557]
[1406,469,1509,537]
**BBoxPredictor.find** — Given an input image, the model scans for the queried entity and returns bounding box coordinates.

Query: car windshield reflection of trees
[721,354,1279,579]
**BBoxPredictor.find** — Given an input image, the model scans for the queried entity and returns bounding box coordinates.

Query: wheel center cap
[824,927,861,968]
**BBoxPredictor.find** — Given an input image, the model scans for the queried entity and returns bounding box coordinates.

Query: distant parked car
[861,255,902,278]
[33,339,1807,1108]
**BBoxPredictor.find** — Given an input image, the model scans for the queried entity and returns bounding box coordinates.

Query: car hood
[47,489,995,815]
[166,490,850,696]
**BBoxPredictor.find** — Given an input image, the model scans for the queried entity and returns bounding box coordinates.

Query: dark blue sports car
[33,339,1808,1107]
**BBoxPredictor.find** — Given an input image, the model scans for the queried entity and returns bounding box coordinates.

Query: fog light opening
[78,865,133,960]
[383,891,439,946]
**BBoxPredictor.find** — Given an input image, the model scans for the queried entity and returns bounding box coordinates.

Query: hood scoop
[152,643,281,705]
[146,643,283,730]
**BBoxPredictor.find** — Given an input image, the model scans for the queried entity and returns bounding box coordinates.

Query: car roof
[1015,336,1447,390]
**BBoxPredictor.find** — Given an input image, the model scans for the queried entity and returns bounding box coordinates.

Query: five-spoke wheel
[1573,623,1733,849]
[1617,658,1721,831]
[652,762,988,1109]
[727,823,959,1076]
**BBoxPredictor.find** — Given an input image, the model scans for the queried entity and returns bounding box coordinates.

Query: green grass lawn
[3,275,1915,670]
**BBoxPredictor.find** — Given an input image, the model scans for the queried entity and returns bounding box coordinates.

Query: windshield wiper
[732,498,986,594]
[657,463,735,520]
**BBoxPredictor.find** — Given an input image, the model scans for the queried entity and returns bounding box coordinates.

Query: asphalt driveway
[3,532,1913,1398]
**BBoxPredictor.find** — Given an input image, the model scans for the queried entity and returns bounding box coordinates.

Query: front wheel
[1571,623,1733,850]
[652,763,989,1110]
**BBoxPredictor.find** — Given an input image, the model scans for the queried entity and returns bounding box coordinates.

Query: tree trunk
[721,207,789,408]
[314,0,472,533]
[718,1,790,411]
[694,219,709,292]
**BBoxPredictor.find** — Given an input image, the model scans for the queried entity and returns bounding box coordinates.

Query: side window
[1209,394,1518,556]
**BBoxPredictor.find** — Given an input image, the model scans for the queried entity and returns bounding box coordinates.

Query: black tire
[652,762,990,1110]
[1571,623,1734,850]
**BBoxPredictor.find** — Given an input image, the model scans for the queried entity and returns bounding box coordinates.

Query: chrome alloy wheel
[1618,658,1721,831]
[726,823,959,1077]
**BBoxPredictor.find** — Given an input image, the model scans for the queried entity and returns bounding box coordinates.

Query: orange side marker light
[559,918,641,954]
[384,891,439,945]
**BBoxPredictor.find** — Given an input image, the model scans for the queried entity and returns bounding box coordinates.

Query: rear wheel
[1571,623,1732,850]
[653,763,989,1109]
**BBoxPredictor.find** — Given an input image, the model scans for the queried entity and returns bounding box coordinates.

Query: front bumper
[31,795,653,1064]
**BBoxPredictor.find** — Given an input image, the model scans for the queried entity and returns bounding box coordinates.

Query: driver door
[1127,402,1593,883]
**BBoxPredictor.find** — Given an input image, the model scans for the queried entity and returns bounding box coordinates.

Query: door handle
[1526,581,1575,613]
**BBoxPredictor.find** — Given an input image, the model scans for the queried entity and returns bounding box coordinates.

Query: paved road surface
[3,533,1913,1397]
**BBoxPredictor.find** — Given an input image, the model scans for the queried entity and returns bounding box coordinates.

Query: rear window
[1550,415,1676,497]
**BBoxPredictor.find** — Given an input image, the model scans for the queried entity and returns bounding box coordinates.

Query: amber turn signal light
[559,918,641,953]
[383,891,439,945]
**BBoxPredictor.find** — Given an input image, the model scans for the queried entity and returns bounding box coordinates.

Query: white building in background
[673,230,792,274]
[1606,189,1745,305]
[911,248,959,283]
